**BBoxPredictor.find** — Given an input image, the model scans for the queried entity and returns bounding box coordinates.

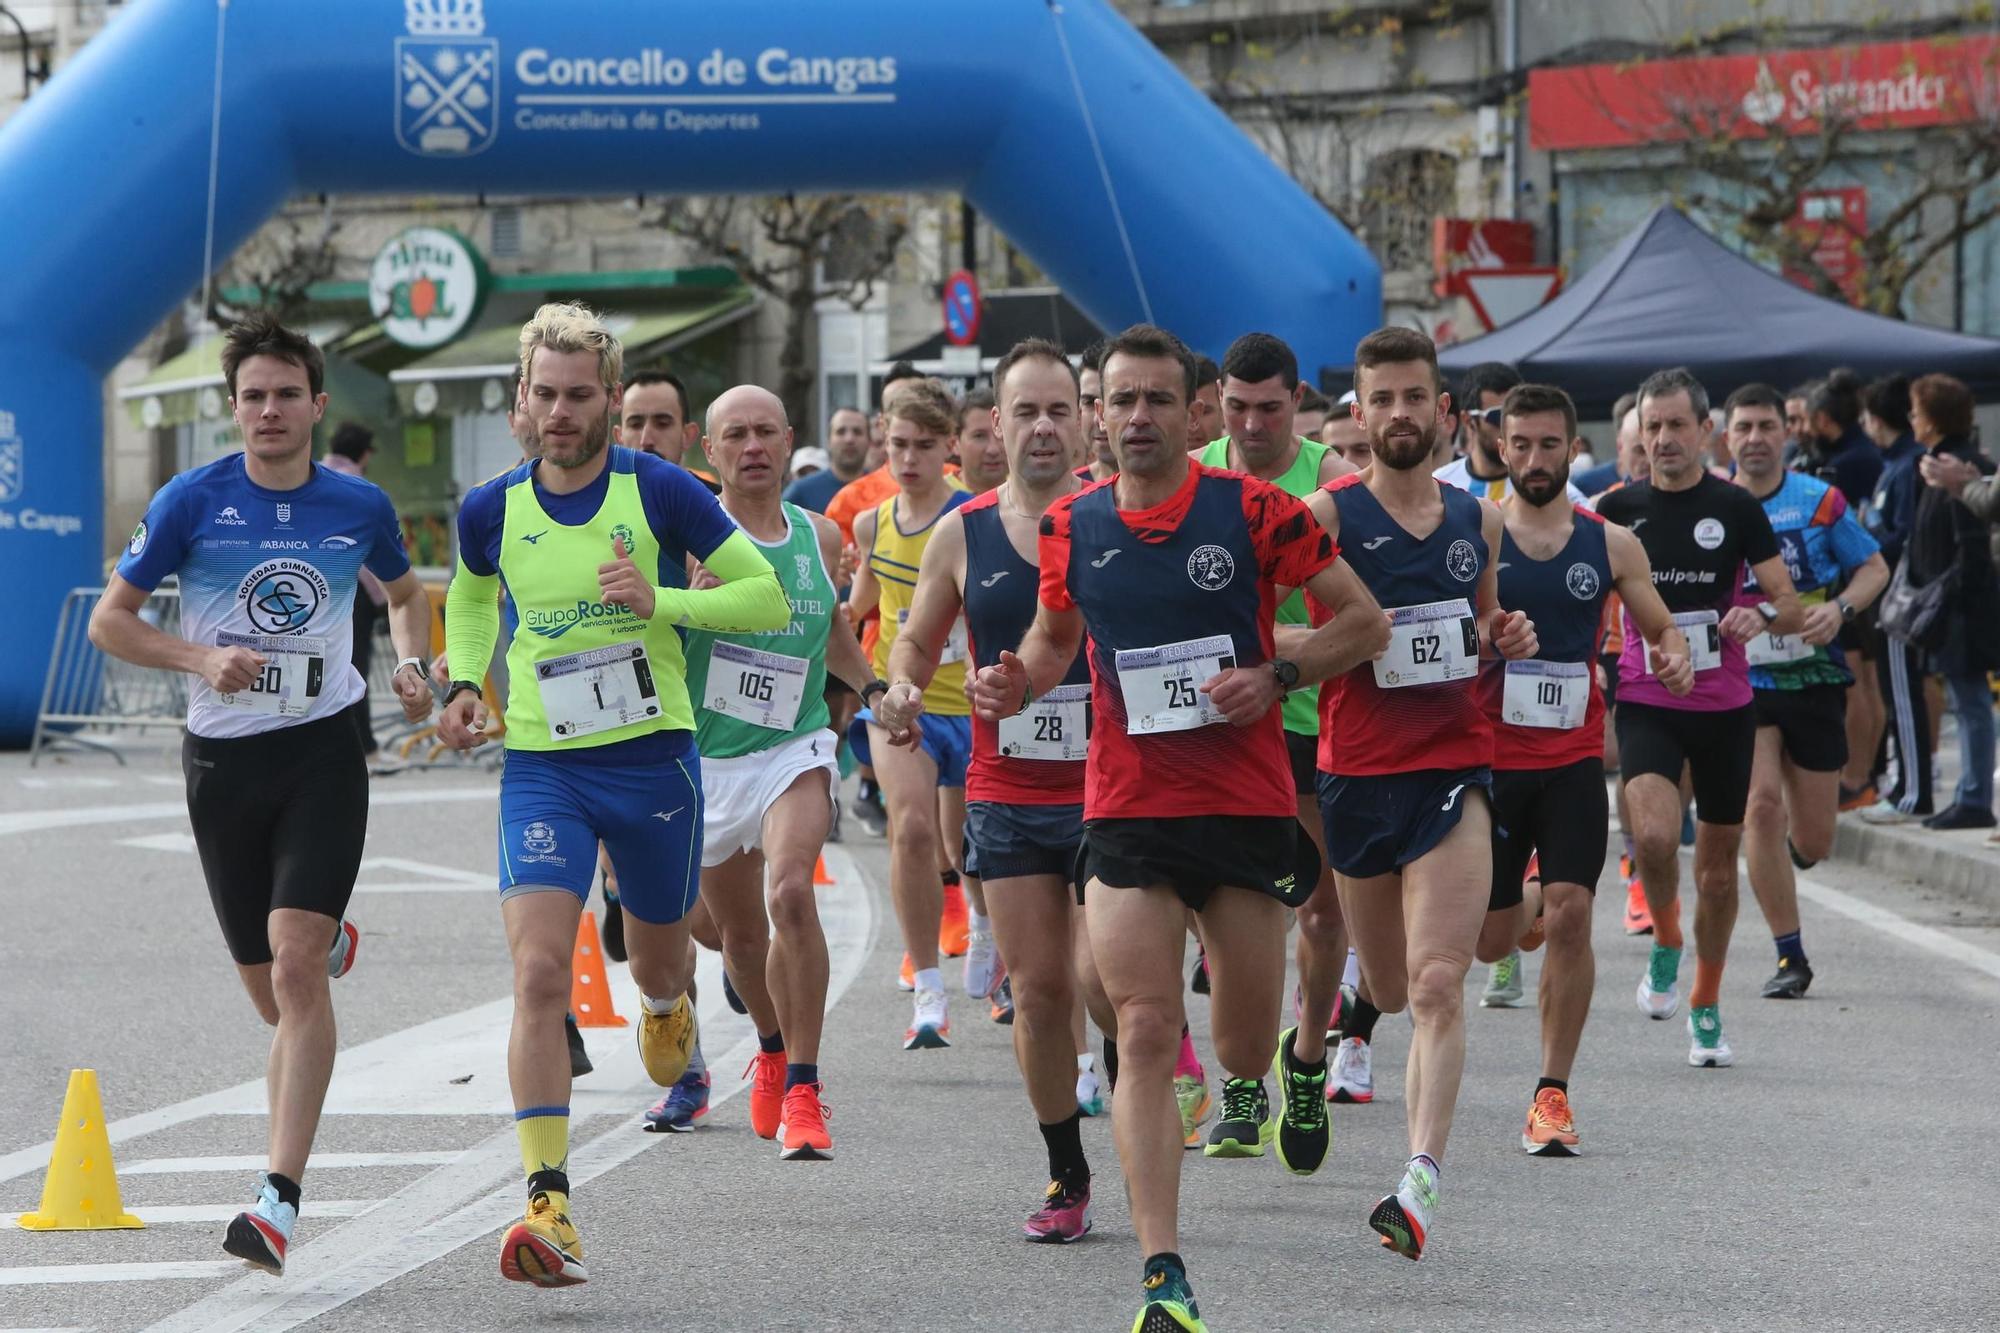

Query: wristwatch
[444,680,483,706]
[1756,600,1780,626]
[860,679,889,707]
[395,656,427,680]
[1271,658,1301,694]
[1836,596,1856,621]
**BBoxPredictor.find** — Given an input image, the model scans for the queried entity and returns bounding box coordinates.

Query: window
[1361,149,1458,273]
[489,205,522,258]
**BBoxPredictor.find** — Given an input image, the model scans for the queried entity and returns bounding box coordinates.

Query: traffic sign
[942,269,982,346]
[1460,267,1563,332]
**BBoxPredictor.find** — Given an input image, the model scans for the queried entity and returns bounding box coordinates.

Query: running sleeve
[361,488,414,583]
[1734,485,1782,566]
[652,529,789,633]
[116,476,194,591]
[1240,476,1336,585]
[444,563,501,688]
[1037,494,1078,613]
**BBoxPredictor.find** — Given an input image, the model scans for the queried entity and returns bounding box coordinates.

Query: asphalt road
[2,746,1998,1332]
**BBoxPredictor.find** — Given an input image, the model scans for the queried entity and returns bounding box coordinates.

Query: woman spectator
[1902,374,2000,830]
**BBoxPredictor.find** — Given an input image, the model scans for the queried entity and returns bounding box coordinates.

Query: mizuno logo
[1090,548,1122,568]
[520,530,548,545]
[652,808,684,822]
[1362,536,1392,550]
[980,570,1010,587]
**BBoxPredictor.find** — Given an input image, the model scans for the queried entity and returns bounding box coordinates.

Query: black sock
[1288,1029,1326,1071]
[1144,1251,1187,1284]
[526,1168,570,1201]
[1344,995,1382,1043]
[1038,1111,1089,1188]
[940,867,961,888]
[1786,837,1817,871]
[785,1062,819,1090]
[1535,1076,1568,1096]
[758,1028,785,1055]
[266,1171,301,1212]
[1102,1036,1119,1090]
[859,777,878,800]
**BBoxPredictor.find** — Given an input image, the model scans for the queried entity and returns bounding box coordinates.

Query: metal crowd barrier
[29,584,191,765]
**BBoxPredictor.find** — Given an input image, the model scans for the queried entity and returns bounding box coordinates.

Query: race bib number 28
[999,683,1090,760]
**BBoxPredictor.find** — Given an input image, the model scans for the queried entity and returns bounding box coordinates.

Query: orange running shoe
[1522,1086,1580,1156]
[897,952,915,992]
[745,1048,785,1140]
[938,881,970,958]
[1623,877,1653,936]
[778,1082,833,1160]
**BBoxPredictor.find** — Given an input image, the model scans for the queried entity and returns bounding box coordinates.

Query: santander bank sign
[1528,36,1998,151]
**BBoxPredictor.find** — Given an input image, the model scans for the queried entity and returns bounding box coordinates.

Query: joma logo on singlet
[524,598,642,640]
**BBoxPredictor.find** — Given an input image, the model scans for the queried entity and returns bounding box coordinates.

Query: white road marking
[0,787,495,840]
[348,881,488,895]
[118,832,196,853]
[1797,873,2000,984]
[14,776,118,789]
[139,845,876,1333]
[0,1262,239,1287]
[0,1201,372,1226]
[122,1152,462,1176]
[357,857,487,884]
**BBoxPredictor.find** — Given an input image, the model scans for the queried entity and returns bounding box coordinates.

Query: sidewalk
[1835,721,2000,909]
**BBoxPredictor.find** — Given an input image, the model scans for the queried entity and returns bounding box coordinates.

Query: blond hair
[518,301,623,391]
[881,376,958,438]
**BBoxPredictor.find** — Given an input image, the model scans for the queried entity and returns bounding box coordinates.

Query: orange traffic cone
[813,854,834,886]
[18,1070,143,1231]
[570,912,628,1029]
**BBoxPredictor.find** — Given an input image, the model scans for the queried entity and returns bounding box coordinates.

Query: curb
[1834,812,2000,911]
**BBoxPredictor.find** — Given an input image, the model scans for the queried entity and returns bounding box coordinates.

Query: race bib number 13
[538,641,661,741]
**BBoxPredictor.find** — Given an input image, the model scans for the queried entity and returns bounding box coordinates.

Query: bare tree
[207,212,345,326]
[652,194,909,431]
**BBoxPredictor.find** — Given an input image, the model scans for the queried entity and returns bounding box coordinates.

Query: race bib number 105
[706,640,809,731]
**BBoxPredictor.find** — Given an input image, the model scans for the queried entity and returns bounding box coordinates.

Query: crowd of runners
[96,298,1919,1333]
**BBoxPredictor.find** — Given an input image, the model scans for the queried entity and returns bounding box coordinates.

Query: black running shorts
[1614,700,1756,826]
[1285,728,1318,797]
[1489,757,1610,910]
[1316,767,1491,880]
[964,800,1084,882]
[182,711,368,965]
[1751,685,1848,774]
[1077,814,1319,911]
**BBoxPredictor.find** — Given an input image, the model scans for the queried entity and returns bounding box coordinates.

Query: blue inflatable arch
[0,0,1381,743]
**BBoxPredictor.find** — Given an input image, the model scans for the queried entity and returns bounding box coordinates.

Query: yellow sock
[516,1107,569,1204]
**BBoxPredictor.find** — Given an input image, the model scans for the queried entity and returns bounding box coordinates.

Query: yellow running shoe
[637,994,699,1086]
[1174,1074,1211,1150]
[499,1192,587,1288]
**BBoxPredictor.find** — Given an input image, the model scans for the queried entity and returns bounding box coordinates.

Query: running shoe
[1858,799,1920,825]
[565,1013,593,1079]
[896,952,915,992]
[221,1173,295,1275]
[1760,958,1814,999]
[745,1047,786,1140]
[778,1082,833,1160]
[327,918,359,979]
[1370,1157,1438,1261]
[499,1191,588,1287]
[1687,1005,1734,1067]
[1637,944,1681,1020]
[1175,1074,1211,1148]
[1330,1036,1374,1104]
[640,1069,710,1132]
[851,781,888,836]
[963,927,999,999]
[636,993,699,1086]
[989,973,1015,1024]
[1623,877,1654,935]
[1480,949,1524,1008]
[1023,1177,1092,1244]
[904,988,951,1049]
[1522,1087,1580,1156]
[600,890,626,963]
[826,793,843,843]
[722,970,748,1015]
[1133,1265,1206,1333]
[1203,1077,1272,1158]
[1519,909,1546,953]
[1837,781,1877,812]
[1077,1061,1105,1117]
[1189,949,1209,995]
[938,882,970,958]
[1272,1026,1330,1176]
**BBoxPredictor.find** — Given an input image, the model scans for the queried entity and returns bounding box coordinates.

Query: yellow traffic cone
[17,1069,143,1231]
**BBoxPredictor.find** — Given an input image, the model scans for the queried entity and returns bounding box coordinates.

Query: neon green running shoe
[1271,1026,1330,1176]
[1203,1077,1272,1158]
[1132,1264,1207,1332]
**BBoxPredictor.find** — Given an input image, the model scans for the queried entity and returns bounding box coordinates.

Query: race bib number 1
[538,641,661,741]
[1373,599,1478,689]
[999,683,1091,760]
[1115,634,1235,734]
[1502,658,1589,729]
[214,630,325,717]
[1673,610,1724,673]
[706,640,808,731]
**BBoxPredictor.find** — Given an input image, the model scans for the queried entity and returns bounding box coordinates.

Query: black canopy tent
[1413,206,2000,418]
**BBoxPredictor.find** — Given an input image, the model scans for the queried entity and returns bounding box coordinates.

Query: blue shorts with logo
[1317,767,1492,880]
[498,730,703,925]
[849,709,972,788]
[963,800,1085,882]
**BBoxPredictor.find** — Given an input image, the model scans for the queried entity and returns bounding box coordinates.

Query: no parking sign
[942,269,982,347]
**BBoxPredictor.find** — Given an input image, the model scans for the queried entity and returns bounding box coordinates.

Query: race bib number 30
[1673,610,1724,673]
[538,641,661,741]
[1503,659,1589,729]
[215,631,326,717]
[706,641,808,731]
[999,683,1091,760]
[1373,599,1478,689]
[1115,634,1235,734]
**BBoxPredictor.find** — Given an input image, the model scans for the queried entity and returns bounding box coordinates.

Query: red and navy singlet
[1314,474,1493,776]
[1040,462,1334,821]
[1481,507,1612,771]
[961,490,1088,806]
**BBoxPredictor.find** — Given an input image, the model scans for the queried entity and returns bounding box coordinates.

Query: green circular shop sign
[368,225,489,350]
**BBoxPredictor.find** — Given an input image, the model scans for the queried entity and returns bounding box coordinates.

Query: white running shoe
[327,919,359,979]
[1076,1061,1105,1117]
[962,928,999,999]
[904,988,951,1050]
[1330,1036,1374,1104]
[1479,949,1524,1008]
[1637,944,1681,1020]
[1686,1005,1735,1068]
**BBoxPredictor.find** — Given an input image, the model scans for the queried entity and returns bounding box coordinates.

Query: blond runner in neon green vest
[437,304,788,1290]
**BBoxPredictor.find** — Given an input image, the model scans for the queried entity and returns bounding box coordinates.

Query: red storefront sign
[1431,217,1536,298]
[1529,36,2000,152]
[1784,186,1868,302]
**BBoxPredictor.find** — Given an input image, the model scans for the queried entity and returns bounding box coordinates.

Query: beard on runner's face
[1514,462,1569,506]
[533,402,611,466]
[1371,415,1437,470]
